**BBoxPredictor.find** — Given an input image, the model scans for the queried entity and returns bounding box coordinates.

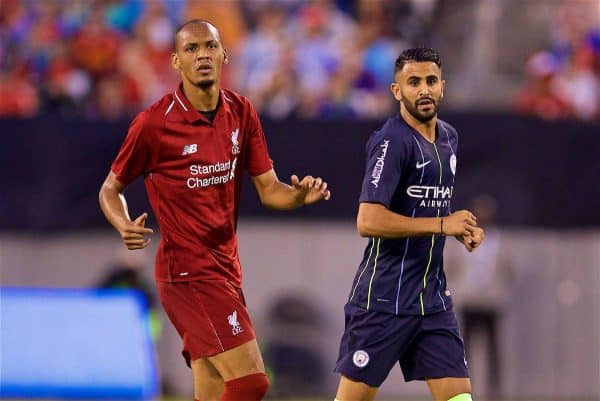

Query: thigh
[335,303,420,388]
[335,375,378,401]
[207,338,265,381]
[400,309,469,381]
[191,357,225,401]
[426,377,472,401]
[157,280,257,364]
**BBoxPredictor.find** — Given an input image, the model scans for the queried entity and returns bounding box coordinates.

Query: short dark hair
[173,19,221,49]
[394,47,442,74]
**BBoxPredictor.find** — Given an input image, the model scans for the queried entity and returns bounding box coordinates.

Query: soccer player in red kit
[99,20,331,401]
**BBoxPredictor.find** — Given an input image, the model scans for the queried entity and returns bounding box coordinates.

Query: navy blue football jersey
[348,115,458,316]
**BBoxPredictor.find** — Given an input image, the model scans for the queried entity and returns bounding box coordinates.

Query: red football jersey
[111,84,273,286]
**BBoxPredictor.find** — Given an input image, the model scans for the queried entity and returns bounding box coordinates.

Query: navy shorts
[335,303,469,387]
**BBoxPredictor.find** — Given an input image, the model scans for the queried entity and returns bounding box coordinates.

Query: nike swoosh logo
[416,160,431,169]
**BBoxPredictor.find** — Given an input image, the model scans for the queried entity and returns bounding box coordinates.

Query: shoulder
[437,118,459,139]
[134,93,174,129]
[368,115,412,147]
[222,88,256,115]
[125,94,174,145]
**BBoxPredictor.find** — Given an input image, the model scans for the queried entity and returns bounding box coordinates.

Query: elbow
[356,214,376,237]
[98,183,106,205]
[99,181,118,207]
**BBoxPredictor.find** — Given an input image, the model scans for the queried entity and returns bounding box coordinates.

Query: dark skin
[171,22,226,111]
[100,21,331,252]
[99,21,331,401]
[169,21,330,211]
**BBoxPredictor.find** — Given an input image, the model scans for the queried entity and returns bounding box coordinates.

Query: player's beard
[402,96,439,122]
[196,79,215,89]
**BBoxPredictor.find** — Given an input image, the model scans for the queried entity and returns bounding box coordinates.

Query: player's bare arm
[251,169,331,210]
[99,171,153,250]
[357,203,477,239]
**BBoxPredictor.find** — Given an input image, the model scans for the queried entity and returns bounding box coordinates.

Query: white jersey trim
[165,100,175,116]
[174,91,188,112]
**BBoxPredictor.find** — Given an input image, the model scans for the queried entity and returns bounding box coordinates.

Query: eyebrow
[406,75,438,80]
[182,39,218,46]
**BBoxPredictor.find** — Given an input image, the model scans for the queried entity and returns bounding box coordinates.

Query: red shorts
[157,280,256,366]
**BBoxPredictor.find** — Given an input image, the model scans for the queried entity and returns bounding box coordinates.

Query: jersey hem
[347,299,452,316]
[154,276,242,288]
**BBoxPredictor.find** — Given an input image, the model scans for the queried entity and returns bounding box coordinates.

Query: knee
[222,372,269,401]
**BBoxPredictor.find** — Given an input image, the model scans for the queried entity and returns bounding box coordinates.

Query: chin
[417,112,437,122]
[195,79,215,88]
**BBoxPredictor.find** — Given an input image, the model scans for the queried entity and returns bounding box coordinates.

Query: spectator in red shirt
[514,51,572,120]
[99,19,330,401]
[70,5,123,79]
[0,64,39,117]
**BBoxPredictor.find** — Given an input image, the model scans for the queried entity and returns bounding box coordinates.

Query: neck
[400,106,437,142]
[181,79,220,111]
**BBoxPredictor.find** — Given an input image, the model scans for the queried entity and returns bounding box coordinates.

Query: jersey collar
[397,113,440,143]
[174,83,233,124]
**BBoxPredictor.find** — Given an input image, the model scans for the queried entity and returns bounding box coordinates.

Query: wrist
[114,218,131,234]
[294,193,306,208]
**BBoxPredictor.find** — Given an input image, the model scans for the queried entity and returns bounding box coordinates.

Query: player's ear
[223,48,229,64]
[390,82,402,101]
[440,79,445,100]
[171,52,181,70]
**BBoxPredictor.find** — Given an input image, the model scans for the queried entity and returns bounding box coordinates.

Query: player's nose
[196,52,209,60]
[419,84,431,96]
[195,49,210,60]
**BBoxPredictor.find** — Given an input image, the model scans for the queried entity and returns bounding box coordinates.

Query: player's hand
[455,227,485,252]
[442,210,477,237]
[118,212,154,250]
[291,174,331,205]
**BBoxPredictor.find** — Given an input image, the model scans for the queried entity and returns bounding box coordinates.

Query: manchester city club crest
[450,154,457,175]
[352,350,370,368]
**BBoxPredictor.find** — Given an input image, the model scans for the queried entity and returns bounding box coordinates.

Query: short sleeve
[111,112,153,186]
[358,134,403,208]
[243,101,273,176]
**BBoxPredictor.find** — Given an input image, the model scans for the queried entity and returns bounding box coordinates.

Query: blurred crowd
[515,1,600,122]
[0,0,421,120]
[1,0,599,122]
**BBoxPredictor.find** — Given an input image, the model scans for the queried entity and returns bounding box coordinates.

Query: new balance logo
[182,144,197,156]
[228,310,244,335]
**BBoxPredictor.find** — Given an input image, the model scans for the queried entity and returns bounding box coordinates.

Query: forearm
[258,180,304,210]
[99,184,132,231]
[357,203,442,238]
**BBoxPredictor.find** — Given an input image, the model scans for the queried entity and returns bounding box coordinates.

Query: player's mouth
[195,65,213,73]
[417,98,434,107]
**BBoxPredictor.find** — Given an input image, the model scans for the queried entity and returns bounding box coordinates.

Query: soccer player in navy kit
[334,48,485,401]
[99,20,330,401]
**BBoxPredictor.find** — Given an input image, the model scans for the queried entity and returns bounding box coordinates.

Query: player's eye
[207,42,217,49]
[408,79,419,86]
[427,77,438,85]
